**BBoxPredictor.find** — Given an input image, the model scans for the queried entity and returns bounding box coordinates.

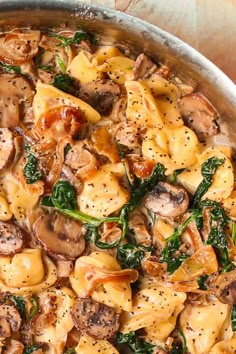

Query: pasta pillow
[76,334,119,354]
[70,252,137,312]
[178,147,234,201]
[120,282,186,333]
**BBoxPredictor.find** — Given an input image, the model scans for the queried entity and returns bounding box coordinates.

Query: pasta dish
[0,28,235,354]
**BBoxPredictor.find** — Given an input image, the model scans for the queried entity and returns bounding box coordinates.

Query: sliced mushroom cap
[0,30,40,65]
[144,181,189,218]
[0,304,22,337]
[0,128,15,171]
[177,93,219,140]
[133,53,158,80]
[214,270,236,304]
[0,73,34,128]
[79,79,120,116]
[71,297,120,339]
[33,213,86,260]
[0,221,24,255]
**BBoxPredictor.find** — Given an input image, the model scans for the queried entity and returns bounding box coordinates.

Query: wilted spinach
[52,30,97,46]
[117,243,151,269]
[192,157,224,208]
[116,331,155,354]
[24,153,42,184]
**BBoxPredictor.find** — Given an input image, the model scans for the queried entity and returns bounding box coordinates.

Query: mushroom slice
[0,304,22,337]
[79,79,120,116]
[33,213,86,260]
[71,297,120,340]
[144,181,189,218]
[0,30,40,65]
[214,269,236,304]
[0,128,15,171]
[133,53,158,80]
[177,93,219,140]
[0,73,34,128]
[0,221,24,255]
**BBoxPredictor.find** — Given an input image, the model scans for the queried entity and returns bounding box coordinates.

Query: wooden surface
[81,0,236,83]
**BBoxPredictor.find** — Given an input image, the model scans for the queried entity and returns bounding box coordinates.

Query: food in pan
[0,27,235,354]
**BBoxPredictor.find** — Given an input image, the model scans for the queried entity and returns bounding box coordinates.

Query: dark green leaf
[52,30,97,47]
[116,243,151,269]
[197,274,209,290]
[0,61,21,74]
[23,153,42,184]
[115,331,155,354]
[231,304,236,331]
[199,199,230,268]
[41,195,54,207]
[55,54,66,73]
[50,180,77,210]
[64,143,72,156]
[161,212,200,274]
[7,295,27,321]
[192,157,224,207]
[171,168,185,183]
[232,222,236,245]
[28,297,38,320]
[52,73,76,95]
[170,330,188,354]
[37,64,54,72]
[64,349,76,354]
[23,345,39,354]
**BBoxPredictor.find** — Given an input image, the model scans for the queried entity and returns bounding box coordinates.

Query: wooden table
[81,0,236,83]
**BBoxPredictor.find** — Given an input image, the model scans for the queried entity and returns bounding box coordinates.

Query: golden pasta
[0,27,234,354]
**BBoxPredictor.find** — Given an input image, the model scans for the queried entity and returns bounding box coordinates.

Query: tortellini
[76,334,119,354]
[125,80,163,128]
[120,281,186,333]
[34,286,75,350]
[70,252,136,311]
[178,147,234,201]
[67,50,103,84]
[77,168,130,218]
[33,81,101,124]
[142,125,199,174]
[209,338,236,353]
[0,249,57,294]
[180,299,231,354]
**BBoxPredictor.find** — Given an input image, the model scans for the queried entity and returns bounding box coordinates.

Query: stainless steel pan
[0,0,235,144]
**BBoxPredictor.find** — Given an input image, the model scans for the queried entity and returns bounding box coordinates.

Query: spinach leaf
[116,331,156,354]
[64,349,76,354]
[55,53,66,73]
[28,297,38,320]
[23,345,39,354]
[49,180,77,210]
[162,237,189,274]
[192,157,224,207]
[197,274,209,290]
[171,168,185,183]
[117,243,151,269]
[52,73,78,95]
[231,304,236,331]
[170,330,188,354]
[7,295,27,320]
[0,61,21,74]
[199,199,231,268]
[23,153,42,184]
[37,64,53,72]
[64,143,72,156]
[41,163,166,249]
[52,30,97,47]
[232,222,236,245]
[161,211,200,273]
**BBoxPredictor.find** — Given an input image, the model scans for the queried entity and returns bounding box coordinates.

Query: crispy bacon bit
[0,30,40,65]
[36,105,85,138]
